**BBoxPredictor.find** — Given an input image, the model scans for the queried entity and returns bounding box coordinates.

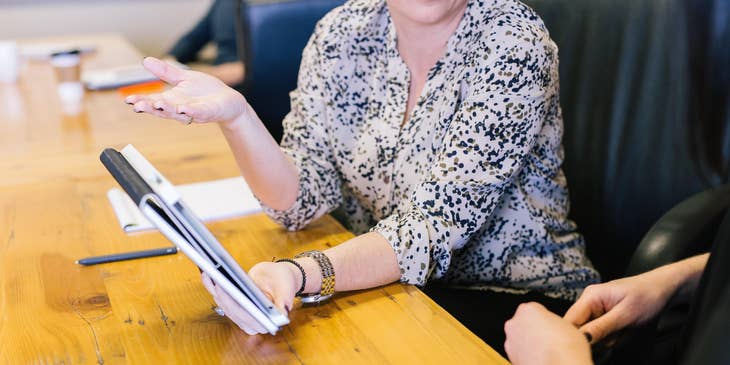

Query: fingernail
[583,332,593,343]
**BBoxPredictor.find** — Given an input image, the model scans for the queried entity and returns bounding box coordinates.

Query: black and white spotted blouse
[261,0,600,300]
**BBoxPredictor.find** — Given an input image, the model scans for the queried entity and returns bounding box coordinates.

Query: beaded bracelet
[275,258,306,296]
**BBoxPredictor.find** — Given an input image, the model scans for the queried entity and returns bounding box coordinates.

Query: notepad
[107,177,262,233]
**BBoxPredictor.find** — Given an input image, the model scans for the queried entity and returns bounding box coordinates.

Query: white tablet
[100,144,289,334]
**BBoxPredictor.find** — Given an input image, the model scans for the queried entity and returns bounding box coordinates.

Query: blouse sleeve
[260,29,343,231]
[371,36,559,285]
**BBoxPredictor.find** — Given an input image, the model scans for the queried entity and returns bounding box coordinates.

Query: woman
[126,0,599,343]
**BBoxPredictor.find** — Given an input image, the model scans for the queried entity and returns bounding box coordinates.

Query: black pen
[76,247,178,266]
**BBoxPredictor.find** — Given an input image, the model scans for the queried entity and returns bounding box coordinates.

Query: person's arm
[127,17,344,232]
[124,57,299,211]
[201,231,400,334]
[503,254,710,365]
[208,0,239,66]
[563,253,710,344]
[167,1,216,64]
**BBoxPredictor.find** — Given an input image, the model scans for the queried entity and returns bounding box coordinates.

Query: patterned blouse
[261,0,600,300]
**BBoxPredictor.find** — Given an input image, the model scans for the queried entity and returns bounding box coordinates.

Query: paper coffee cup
[0,41,19,83]
[51,50,84,114]
[50,50,81,83]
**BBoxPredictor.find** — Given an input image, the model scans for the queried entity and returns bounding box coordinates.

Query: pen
[76,247,178,266]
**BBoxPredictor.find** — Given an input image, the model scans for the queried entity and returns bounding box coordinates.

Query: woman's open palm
[125,57,250,126]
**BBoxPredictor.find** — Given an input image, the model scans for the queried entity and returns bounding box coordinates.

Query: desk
[0,34,508,364]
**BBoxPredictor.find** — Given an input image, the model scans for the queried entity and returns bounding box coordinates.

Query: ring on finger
[185,114,194,125]
[214,306,225,317]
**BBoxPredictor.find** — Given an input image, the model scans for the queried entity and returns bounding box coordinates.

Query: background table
[0,34,508,364]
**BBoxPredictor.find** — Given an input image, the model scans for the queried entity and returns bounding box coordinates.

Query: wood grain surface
[0,34,508,365]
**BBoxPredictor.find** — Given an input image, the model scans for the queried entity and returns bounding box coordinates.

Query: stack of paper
[107,177,262,233]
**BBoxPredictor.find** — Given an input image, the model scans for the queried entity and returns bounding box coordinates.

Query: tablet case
[100,145,289,334]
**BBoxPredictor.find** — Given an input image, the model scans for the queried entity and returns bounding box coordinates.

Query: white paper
[108,177,262,233]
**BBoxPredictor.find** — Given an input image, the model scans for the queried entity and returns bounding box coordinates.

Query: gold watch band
[294,250,335,303]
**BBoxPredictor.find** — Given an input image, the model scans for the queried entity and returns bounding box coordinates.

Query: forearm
[219,111,299,210]
[651,253,709,303]
[668,253,709,300]
[293,231,401,294]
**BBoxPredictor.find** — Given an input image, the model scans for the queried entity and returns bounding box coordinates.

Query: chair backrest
[522,0,730,279]
[238,0,346,142]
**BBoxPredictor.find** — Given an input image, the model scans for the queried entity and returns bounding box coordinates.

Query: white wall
[0,0,214,56]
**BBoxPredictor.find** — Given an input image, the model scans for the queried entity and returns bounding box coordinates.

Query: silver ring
[185,114,194,125]
[214,306,225,317]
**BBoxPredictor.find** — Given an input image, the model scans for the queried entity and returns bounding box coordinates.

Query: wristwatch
[294,250,335,303]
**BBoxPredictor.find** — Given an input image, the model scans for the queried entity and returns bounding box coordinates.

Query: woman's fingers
[125,93,199,125]
[270,282,294,314]
[203,274,265,334]
[214,285,268,335]
[201,273,216,296]
[142,57,185,85]
[564,295,598,326]
[563,284,611,326]
[578,302,630,344]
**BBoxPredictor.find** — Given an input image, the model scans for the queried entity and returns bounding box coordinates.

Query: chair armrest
[625,184,730,276]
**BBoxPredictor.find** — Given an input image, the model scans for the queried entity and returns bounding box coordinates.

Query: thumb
[254,278,293,316]
[142,57,185,85]
[272,286,294,315]
[578,303,629,344]
[563,295,596,326]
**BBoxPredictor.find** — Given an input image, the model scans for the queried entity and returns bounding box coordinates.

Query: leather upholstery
[626,184,730,276]
[523,0,729,279]
[238,0,346,142]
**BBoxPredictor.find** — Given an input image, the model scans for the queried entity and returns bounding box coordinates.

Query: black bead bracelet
[275,258,306,296]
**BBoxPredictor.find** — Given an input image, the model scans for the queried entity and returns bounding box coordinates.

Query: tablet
[100,144,289,334]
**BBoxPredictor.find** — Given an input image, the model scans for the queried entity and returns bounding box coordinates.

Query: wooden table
[0,34,508,364]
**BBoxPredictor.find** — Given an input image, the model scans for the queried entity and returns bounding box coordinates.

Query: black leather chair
[520,1,729,363]
[523,0,729,280]
[236,0,346,142]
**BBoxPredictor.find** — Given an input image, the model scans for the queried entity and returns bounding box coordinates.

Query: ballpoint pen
[76,247,178,266]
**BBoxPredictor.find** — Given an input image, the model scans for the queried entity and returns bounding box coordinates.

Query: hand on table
[504,302,592,365]
[201,261,299,335]
[124,57,252,128]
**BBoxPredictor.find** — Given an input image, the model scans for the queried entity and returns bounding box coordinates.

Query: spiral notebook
[107,176,262,233]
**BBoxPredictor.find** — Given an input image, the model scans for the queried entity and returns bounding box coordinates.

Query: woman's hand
[125,57,252,128]
[200,261,301,335]
[563,270,677,344]
[504,302,592,365]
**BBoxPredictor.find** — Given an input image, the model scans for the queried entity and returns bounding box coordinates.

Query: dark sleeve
[681,209,730,364]
[681,289,730,364]
[167,0,217,63]
[210,0,240,65]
